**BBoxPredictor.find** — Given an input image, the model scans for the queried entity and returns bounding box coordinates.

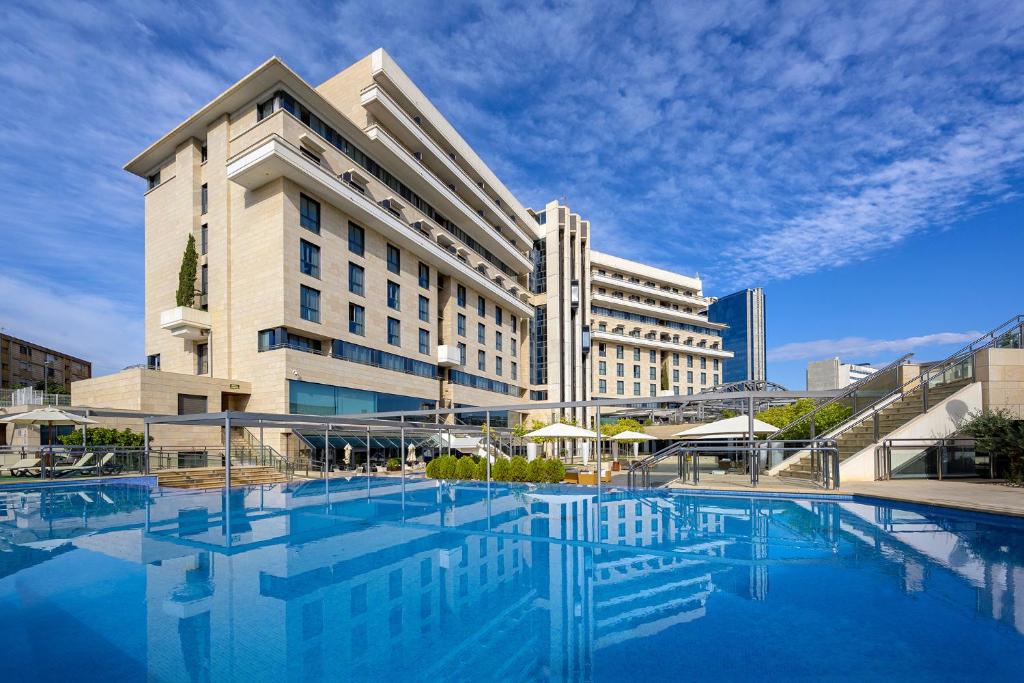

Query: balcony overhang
[160,306,211,341]
[226,136,532,316]
[591,272,708,310]
[591,294,725,329]
[436,345,462,368]
[590,330,733,359]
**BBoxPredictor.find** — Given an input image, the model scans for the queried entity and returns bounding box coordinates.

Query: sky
[0,0,1022,388]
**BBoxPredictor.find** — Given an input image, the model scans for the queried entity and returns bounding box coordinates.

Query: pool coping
[0,474,158,490]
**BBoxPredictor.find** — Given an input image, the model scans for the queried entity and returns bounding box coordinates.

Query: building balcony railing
[591,293,724,329]
[590,329,733,359]
[160,306,212,341]
[0,388,72,408]
[591,272,709,310]
[360,83,535,245]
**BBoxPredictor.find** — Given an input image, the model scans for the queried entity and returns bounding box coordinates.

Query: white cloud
[0,273,142,375]
[768,331,982,363]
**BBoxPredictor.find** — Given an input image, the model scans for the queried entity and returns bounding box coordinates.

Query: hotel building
[707,288,766,384]
[74,49,733,441]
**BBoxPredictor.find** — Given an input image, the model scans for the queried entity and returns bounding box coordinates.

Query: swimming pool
[2,478,1023,681]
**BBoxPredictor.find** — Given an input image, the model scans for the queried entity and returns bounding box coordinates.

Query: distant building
[806,357,875,391]
[708,288,766,384]
[0,333,91,391]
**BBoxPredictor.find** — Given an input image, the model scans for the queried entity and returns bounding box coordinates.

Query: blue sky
[1,1,1022,388]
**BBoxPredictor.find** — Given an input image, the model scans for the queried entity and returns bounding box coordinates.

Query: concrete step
[157,466,288,489]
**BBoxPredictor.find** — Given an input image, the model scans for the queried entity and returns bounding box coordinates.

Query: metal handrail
[875,437,981,481]
[825,314,1023,443]
[766,353,913,440]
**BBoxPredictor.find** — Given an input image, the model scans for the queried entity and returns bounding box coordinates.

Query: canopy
[524,423,597,439]
[0,407,96,426]
[608,430,655,441]
[673,415,776,439]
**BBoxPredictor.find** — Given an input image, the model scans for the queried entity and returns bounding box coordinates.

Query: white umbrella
[523,423,597,439]
[0,408,97,479]
[673,415,776,440]
[608,430,655,442]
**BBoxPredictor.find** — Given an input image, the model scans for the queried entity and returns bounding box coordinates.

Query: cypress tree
[175,233,199,307]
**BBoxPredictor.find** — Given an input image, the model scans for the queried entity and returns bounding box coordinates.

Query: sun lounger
[50,453,96,478]
[79,453,121,476]
[4,458,41,477]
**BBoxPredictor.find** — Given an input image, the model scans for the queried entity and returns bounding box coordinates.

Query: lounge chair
[4,458,40,477]
[80,453,121,477]
[50,453,96,478]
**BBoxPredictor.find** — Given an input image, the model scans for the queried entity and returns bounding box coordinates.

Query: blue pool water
[2,478,1024,682]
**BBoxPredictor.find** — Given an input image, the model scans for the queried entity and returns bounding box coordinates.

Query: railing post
[485,411,491,484]
[144,423,150,475]
[922,378,929,411]
[224,415,231,489]
[873,412,880,442]
[595,405,602,493]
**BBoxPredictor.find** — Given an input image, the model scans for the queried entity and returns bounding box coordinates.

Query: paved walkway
[666,475,1024,517]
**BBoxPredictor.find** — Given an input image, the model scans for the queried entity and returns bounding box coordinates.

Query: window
[511,361,518,380]
[477,350,486,371]
[633,365,641,379]
[687,355,693,368]
[200,184,208,214]
[495,306,503,326]
[350,305,366,335]
[418,295,429,322]
[713,359,720,370]
[419,329,430,355]
[300,146,321,165]
[177,393,207,415]
[633,348,640,361]
[701,372,707,385]
[300,286,320,323]
[495,357,503,376]
[495,332,503,351]
[457,285,466,307]
[300,240,320,278]
[701,357,707,370]
[616,363,624,377]
[599,361,606,375]
[477,323,486,344]
[387,244,401,274]
[650,350,657,363]
[200,264,208,309]
[673,369,680,382]
[387,281,401,310]
[477,297,486,316]
[687,371,693,382]
[387,317,401,346]
[418,262,429,289]
[200,224,208,255]
[673,353,680,366]
[196,343,209,375]
[650,384,657,396]
[599,379,607,393]
[146,353,161,370]
[457,313,466,336]
[348,222,364,255]
[348,262,364,296]
[616,345,624,359]
[457,342,467,364]
[200,143,207,163]
[511,314,517,331]
[687,387,694,395]
[633,382,641,396]
[147,171,160,189]
[598,343,606,357]
[300,194,320,233]
[616,381,624,395]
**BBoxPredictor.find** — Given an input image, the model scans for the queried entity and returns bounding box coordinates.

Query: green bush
[961,409,1024,483]
[543,458,566,483]
[526,458,545,483]
[492,457,511,481]
[425,457,440,479]
[509,456,529,481]
[59,427,145,448]
[386,458,400,471]
[474,458,488,480]
[456,456,477,480]
[426,454,459,480]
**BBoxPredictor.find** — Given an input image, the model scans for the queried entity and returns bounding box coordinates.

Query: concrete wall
[975,347,1024,418]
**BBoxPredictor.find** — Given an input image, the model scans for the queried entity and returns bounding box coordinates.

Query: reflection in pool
[1,478,1024,681]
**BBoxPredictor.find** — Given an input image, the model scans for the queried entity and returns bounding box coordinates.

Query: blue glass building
[707,288,766,384]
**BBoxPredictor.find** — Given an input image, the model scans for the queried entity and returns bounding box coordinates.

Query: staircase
[157,466,288,489]
[773,314,1024,481]
[780,377,972,478]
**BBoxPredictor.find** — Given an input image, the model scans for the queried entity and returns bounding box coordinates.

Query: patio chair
[50,453,96,478]
[4,457,40,477]
[80,453,121,477]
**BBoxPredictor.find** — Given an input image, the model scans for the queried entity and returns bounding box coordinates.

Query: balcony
[591,272,709,310]
[591,293,724,329]
[360,84,533,248]
[436,345,463,368]
[590,329,733,359]
[160,306,211,341]
[226,135,533,316]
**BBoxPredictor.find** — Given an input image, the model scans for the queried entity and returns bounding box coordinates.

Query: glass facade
[289,379,434,415]
[707,288,766,384]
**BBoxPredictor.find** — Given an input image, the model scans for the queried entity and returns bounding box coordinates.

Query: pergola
[143,389,841,489]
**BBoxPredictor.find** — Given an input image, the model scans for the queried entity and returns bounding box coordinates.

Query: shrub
[425,457,440,479]
[543,458,566,483]
[961,409,1024,483]
[426,454,459,480]
[386,458,400,471]
[59,427,146,448]
[176,233,199,307]
[509,456,529,481]
[474,458,488,480]
[526,458,545,483]
[456,456,477,480]
[492,457,511,481]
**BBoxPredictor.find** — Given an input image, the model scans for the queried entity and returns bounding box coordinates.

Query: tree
[600,417,644,439]
[59,427,146,448]
[176,233,199,307]
[756,398,852,440]
[960,409,1024,483]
